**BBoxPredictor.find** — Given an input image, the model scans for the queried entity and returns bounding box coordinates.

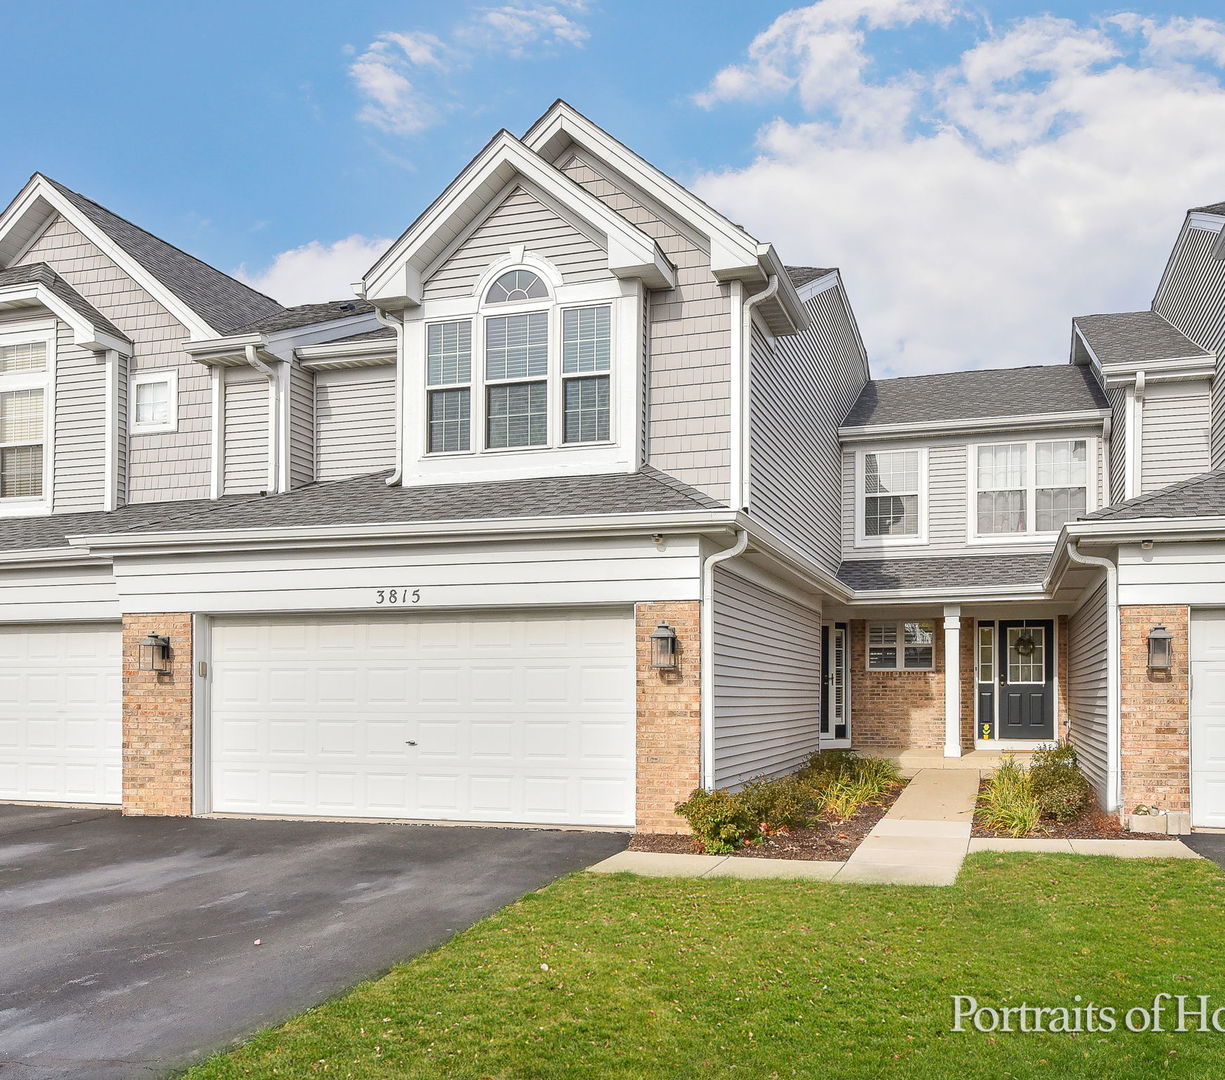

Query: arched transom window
[485,269,548,304]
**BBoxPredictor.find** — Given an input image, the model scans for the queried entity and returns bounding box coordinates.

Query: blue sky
[5,1,1225,374]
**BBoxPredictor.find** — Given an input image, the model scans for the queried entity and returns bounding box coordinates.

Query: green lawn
[184,854,1225,1080]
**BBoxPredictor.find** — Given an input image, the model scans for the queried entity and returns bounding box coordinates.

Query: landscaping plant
[1028,741,1090,823]
[978,757,1042,837]
[672,788,760,853]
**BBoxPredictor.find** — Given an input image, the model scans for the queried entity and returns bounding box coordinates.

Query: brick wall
[850,618,946,751]
[1120,604,1190,814]
[122,613,194,816]
[636,601,701,833]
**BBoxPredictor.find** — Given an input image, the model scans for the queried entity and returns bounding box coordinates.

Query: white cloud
[350,3,591,135]
[691,4,1225,377]
[235,235,392,306]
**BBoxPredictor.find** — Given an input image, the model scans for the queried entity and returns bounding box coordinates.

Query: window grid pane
[903,621,934,669]
[867,622,899,669]
[0,340,46,374]
[0,388,43,443]
[428,388,471,453]
[863,450,920,537]
[563,375,610,444]
[1007,626,1046,683]
[978,626,994,683]
[485,270,548,304]
[487,381,547,448]
[485,312,548,381]
[426,321,472,386]
[134,380,170,425]
[562,306,611,374]
[1035,440,1088,531]
[0,444,42,498]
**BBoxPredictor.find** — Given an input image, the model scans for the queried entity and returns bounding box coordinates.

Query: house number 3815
[375,588,422,606]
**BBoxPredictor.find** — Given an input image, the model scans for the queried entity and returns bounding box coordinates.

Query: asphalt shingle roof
[841,364,1109,428]
[1085,470,1225,522]
[836,554,1051,591]
[1074,311,1210,365]
[785,266,835,288]
[0,263,128,343]
[228,300,374,336]
[41,176,284,335]
[330,325,396,343]
[0,468,723,554]
[1191,201,1225,215]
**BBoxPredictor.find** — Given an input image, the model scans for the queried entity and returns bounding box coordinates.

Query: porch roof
[1084,469,1225,522]
[836,553,1051,592]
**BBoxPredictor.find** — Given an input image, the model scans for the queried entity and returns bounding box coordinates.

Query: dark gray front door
[997,619,1055,740]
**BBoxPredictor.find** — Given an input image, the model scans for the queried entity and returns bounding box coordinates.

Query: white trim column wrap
[944,604,962,758]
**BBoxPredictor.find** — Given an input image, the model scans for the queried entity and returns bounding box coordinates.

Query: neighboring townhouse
[1,101,1223,834]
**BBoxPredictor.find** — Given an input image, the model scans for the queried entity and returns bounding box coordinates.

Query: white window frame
[420,267,618,459]
[423,319,474,456]
[966,436,1097,543]
[854,446,928,548]
[0,322,54,515]
[865,619,935,672]
[130,369,179,435]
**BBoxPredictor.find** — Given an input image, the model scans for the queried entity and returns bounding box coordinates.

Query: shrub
[738,775,813,831]
[800,751,902,820]
[674,789,760,853]
[1029,762,1089,824]
[824,776,879,821]
[979,758,1041,837]
[1031,740,1079,770]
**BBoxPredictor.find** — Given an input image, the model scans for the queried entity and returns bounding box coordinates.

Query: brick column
[122,613,194,816]
[1120,605,1190,814]
[960,617,976,751]
[635,601,701,834]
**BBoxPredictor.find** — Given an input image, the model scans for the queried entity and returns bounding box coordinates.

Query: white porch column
[943,604,962,758]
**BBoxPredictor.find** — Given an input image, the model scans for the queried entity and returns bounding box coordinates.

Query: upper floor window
[131,370,178,435]
[424,268,614,457]
[856,448,925,545]
[973,438,1089,537]
[0,336,49,502]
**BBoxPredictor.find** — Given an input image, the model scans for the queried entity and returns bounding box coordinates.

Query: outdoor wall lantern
[1148,625,1173,671]
[138,633,172,673]
[650,622,679,670]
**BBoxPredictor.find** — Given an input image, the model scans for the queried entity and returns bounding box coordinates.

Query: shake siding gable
[559,150,731,504]
[16,215,211,503]
[422,185,607,301]
[752,285,867,573]
[222,367,268,495]
[1068,579,1110,804]
[315,367,397,482]
[711,565,822,788]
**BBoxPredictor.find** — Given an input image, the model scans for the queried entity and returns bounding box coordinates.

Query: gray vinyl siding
[17,215,211,503]
[1140,380,1211,494]
[289,363,314,489]
[711,566,823,788]
[1068,579,1110,805]
[1154,224,1225,356]
[840,425,1106,559]
[422,185,607,301]
[315,366,397,482]
[560,149,731,504]
[1213,374,1225,470]
[1105,384,1127,504]
[52,322,107,512]
[222,367,268,495]
[751,284,867,573]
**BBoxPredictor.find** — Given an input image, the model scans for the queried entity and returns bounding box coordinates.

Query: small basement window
[131,370,178,434]
[867,620,935,671]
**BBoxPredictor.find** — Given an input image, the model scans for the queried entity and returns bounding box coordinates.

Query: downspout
[730,275,780,512]
[374,307,405,486]
[1065,540,1121,812]
[244,344,281,494]
[700,526,750,790]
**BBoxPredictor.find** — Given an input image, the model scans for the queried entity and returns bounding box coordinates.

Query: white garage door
[0,624,122,805]
[1192,609,1225,827]
[208,609,636,827]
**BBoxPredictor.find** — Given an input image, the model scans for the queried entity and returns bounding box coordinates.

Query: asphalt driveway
[0,804,626,1080]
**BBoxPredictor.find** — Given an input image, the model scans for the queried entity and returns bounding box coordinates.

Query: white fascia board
[1071,324,1103,367]
[0,546,110,568]
[0,282,130,353]
[756,243,809,335]
[1064,516,1225,544]
[521,102,762,278]
[838,409,1109,442]
[66,508,742,557]
[296,340,396,369]
[739,517,852,602]
[0,176,218,339]
[363,131,673,305]
[1099,355,1216,385]
[183,334,265,366]
[1188,212,1225,232]
[844,583,1049,605]
[795,270,839,302]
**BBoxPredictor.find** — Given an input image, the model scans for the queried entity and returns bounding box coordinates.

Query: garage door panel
[1193,612,1225,828]
[0,624,122,806]
[210,609,635,826]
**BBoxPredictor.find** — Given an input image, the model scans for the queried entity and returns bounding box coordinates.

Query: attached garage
[206,608,636,827]
[0,623,122,805]
[1192,609,1225,828]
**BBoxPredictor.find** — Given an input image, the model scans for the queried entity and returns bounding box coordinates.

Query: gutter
[1065,539,1121,812]
[243,344,284,494]
[700,527,749,789]
[374,307,406,486]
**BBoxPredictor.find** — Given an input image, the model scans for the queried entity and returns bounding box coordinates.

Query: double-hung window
[561,305,611,443]
[485,310,549,448]
[0,336,49,503]
[859,448,923,543]
[867,620,934,670]
[426,320,472,453]
[974,439,1089,536]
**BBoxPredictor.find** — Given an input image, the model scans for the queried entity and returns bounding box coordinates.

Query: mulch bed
[970,778,1178,841]
[628,781,907,861]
